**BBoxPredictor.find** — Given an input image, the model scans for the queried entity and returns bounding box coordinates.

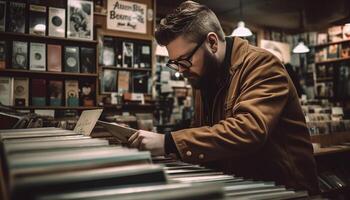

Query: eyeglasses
[166,38,206,71]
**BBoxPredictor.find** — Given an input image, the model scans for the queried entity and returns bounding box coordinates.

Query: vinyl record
[14,85,25,96]
[51,15,62,27]
[34,52,42,61]
[66,56,77,67]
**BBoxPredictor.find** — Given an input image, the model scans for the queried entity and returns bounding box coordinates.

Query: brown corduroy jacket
[171,37,319,194]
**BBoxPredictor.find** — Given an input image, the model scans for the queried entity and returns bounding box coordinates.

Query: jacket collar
[229,37,249,75]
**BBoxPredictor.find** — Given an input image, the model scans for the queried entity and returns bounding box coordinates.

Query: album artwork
[0,41,6,69]
[101,37,115,66]
[0,1,6,32]
[101,69,117,93]
[132,72,149,93]
[67,0,93,40]
[7,2,26,33]
[31,79,46,106]
[80,47,95,73]
[30,42,46,71]
[65,80,79,106]
[12,41,28,70]
[118,70,130,93]
[122,42,133,68]
[64,46,80,73]
[13,77,29,106]
[47,44,62,72]
[29,4,47,35]
[134,42,151,68]
[327,44,339,59]
[80,81,95,106]
[48,80,63,106]
[114,39,122,68]
[48,7,66,37]
[0,77,13,106]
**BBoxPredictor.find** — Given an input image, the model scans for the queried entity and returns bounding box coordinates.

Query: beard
[183,49,219,89]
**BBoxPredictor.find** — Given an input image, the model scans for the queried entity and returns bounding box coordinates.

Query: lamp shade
[231,21,252,37]
[292,41,310,54]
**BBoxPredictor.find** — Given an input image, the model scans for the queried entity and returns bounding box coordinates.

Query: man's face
[166,36,210,89]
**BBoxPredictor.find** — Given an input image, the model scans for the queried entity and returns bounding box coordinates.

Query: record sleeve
[47,44,62,72]
[12,41,28,70]
[48,7,66,37]
[80,47,95,73]
[122,41,133,68]
[48,80,63,106]
[30,42,46,71]
[7,2,26,33]
[29,4,47,35]
[67,0,93,40]
[65,80,79,106]
[13,77,29,106]
[0,1,6,31]
[64,46,80,73]
[101,69,117,93]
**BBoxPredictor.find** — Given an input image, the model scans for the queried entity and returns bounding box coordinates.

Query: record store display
[48,7,66,38]
[29,42,46,71]
[64,46,80,73]
[7,2,26,33]
[67,0,93,40]
[29,4,47,36]
[0,1,5,32]
[0,127,310,200]
[12,41,28,70]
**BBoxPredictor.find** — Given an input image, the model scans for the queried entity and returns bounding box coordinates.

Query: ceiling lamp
[292,8,309,54]
[292,40,310,53]
[231,0,252,37]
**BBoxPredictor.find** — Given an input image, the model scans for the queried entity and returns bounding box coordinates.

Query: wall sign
[107,0,147,34]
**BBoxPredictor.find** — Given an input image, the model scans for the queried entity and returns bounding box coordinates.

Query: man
[128,1,319,194]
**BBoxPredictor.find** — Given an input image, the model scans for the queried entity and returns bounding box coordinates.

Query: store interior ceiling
[156,0,350,32]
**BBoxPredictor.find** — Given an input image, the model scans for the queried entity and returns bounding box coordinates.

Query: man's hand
[128,130,165,156]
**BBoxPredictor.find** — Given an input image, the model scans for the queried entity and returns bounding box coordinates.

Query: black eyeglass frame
[166,37,207,71]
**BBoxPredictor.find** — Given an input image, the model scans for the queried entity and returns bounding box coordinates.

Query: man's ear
[207,32,219,53]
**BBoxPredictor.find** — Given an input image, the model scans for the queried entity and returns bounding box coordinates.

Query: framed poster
[107,0,147,34]
[122,41,133,68]
[67,0,93,40]
[101,69,117,93]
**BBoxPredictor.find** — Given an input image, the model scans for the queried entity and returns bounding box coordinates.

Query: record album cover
[101,37,115,66]
[65,80,79,106]
[117,70,130,93]
[7,2,26,33]
[29,4,47,35]
[13,77,29,106]
[101,69,117,93]
[0,1,6,32]
[48,7,66,37]
[31,79,46,106]
[47,44,62,72]
[12,41,28,70]
[122,41,133,68]
[64,46,79,73]
[30,42,46,71]
[80,81,95,106]
[80,47,95,73]
[0,77,13,106]
[0,41,6,69]
[67,0,93,40]
[48,80,63,106]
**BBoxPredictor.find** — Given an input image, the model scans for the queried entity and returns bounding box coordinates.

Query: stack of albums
[0,128,309,200]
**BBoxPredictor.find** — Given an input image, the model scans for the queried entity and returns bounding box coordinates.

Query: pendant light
[231,0,252,37]
[292,8,310,54]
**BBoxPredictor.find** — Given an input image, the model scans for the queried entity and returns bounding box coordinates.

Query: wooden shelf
[0,32,97,44]
[314,146,350,156]
[101,66,152,72]
[315,57,350,65]
[312,39,350,48]
[12,106,101,110]
[316,77,333,82]
[0,69,98,78]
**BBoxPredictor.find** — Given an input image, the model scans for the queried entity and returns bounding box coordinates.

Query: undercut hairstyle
[155,1,225,46]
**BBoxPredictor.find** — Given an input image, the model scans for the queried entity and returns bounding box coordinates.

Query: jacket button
[186,151,192,156]
[199,154,204,159]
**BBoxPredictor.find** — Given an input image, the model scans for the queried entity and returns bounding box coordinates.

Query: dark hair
[155,1,225,46]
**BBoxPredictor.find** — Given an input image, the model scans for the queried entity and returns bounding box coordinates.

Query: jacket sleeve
[171,52,290,164]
